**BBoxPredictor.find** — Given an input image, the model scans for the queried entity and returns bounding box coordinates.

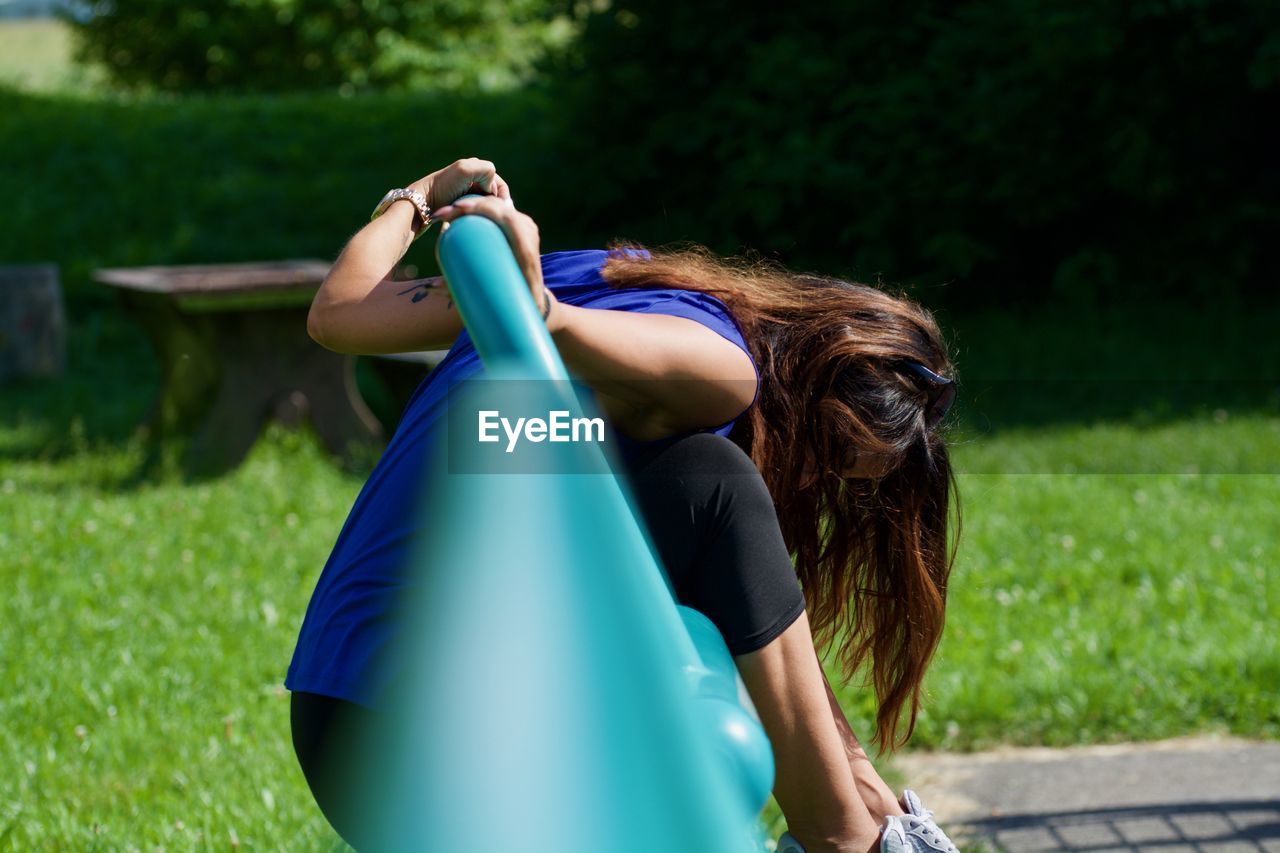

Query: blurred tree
[538,0,1280,307]
[66,0,585,93]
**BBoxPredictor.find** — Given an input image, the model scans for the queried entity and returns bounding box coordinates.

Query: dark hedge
[536,0,1280,308]
[0,85,569,305]
[5,1,1278,314]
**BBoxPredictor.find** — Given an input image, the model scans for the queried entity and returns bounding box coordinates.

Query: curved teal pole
[365,197,773,851]
[431,196,568,380]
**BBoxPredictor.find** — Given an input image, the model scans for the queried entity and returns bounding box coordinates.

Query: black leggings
[291,432,805,849]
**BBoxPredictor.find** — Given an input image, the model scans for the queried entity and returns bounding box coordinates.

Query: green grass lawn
[2,429,352,849]
[889,458,1279,747]
[2,305,1277,847]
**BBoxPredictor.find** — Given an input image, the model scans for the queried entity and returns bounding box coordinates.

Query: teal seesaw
[362,197,777,851]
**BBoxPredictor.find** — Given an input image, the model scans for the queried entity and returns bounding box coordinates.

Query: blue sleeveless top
[285,248,758,708]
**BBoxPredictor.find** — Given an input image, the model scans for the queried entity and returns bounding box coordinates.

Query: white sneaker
[876,789,960,853]
[775,791,961,853]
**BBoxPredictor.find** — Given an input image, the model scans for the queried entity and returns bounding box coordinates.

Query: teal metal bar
[434,197,696,654]
[370,197,774,851]
[431,198,568,381]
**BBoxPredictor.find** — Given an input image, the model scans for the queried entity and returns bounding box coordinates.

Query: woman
[288,159,961,853]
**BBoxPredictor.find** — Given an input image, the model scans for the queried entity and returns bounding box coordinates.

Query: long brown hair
[601,240,961,753]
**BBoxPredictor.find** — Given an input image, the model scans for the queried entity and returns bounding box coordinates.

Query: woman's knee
[641,432,758,477]
[632,433,772,512]
[634,434,803,647]
[670,434,777,524]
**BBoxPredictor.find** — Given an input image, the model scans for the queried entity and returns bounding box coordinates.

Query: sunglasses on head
[897,360,957,428]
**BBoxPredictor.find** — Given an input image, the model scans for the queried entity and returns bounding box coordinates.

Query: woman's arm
[308,201,463,354]
[548,301,757,440]
[431,194,757,439]
[308,158,513,355]
[822,668,906,824]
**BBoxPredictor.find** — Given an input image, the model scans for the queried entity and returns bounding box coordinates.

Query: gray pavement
[895,735,1280,852]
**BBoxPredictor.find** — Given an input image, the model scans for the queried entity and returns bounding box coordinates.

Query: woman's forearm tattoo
[397,279,452,310]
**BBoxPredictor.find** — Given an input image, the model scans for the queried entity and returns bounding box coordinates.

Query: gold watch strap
[371,188,433,240]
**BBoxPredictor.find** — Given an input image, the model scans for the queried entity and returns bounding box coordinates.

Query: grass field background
[3,15,1277,850]
[3,306,1276,847]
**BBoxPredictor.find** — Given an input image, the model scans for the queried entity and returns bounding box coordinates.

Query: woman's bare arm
[821,668,906,823]
[307,201,464,354]
[548,300,757,440]
[430,194,757,438]
[308,158,514,355]
[312,165,757,437]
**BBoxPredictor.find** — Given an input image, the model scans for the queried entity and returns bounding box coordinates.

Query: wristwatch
[371,188,433,240]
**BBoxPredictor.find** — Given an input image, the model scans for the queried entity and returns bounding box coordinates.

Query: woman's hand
[430,194,553,322]
[409,157,513,212]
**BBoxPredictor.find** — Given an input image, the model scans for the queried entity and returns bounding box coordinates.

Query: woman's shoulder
[540,249,749,355]
[539,249,608,287]
[541,247,654,290]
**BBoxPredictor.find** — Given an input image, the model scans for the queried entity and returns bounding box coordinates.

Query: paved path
[895,735,1280,852]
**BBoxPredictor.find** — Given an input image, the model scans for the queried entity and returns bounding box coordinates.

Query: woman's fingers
[414,157,512,209]
[430,194,531,234]
[444,198,538,265]
[486,171,512,202]
[431,196,543,292]
[431,194,520,228]
[450,157,511,202]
